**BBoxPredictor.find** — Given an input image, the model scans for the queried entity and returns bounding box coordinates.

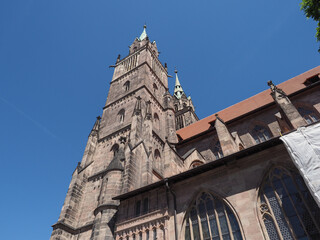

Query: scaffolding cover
[280,122,320,208]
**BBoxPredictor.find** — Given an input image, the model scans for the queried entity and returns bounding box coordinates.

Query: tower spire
[173,68,185,100]
[138,25,147,41]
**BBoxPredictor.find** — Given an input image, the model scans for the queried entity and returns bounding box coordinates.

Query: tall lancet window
[297,107,319,124]
[154,113,160,130]
[118,109,125,123]
[185,192,243,240]
[123,81,130,92]
[258,167,320,240]
[213,141,223,160]
[252,125,272,144]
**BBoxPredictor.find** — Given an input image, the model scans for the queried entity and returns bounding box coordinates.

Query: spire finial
[139,24,148,41]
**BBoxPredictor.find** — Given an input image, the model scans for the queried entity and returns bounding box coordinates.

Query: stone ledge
[52,221,93,235]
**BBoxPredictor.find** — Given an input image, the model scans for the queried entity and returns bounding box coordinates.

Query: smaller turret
[172,69,198,129]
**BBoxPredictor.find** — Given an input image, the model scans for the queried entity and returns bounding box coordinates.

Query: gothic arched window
[154,113,160,130]
[111,144,119,157]
[213,141,223,160]
[118,109,125,123]
[123,81,130,92]
[297,107,319,124]
[154,149,161,170]
[258,167,320,240]
[185,192,243,240]
[252,125,272,144]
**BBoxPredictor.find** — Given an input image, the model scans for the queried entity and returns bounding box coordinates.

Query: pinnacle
[138,25,147,41]
[173,68,185,100]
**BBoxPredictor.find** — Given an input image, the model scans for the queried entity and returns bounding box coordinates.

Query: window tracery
[258,167,320,240]
[297,107,319,124]
[184,192,243,240]
[252,125,272,144]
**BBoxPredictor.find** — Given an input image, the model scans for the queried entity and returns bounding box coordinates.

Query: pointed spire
[138,25,147,41]
[173,68,185,100]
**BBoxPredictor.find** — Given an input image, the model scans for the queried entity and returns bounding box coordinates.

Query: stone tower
[50,26,193,240]
[172,69,198,130]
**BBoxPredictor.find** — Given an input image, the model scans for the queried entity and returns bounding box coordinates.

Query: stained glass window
[185,192,242,240]
[259,167,320,240]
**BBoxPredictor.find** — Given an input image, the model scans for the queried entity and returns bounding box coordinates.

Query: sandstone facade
[51,26,320,240]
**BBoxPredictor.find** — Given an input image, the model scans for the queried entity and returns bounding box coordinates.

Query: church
[50,26,320,240]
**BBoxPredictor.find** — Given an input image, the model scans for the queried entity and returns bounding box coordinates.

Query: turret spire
[138,25,147,41]
[173,68,185,100]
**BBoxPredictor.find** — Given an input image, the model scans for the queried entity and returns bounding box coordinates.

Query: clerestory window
[258,167,320,240]
[252,125,272,144]
[297,107,319,124]
[185,192,243,240]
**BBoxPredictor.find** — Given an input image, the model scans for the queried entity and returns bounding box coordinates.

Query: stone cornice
[51,221,93,235]
[152,130,165,147]
[111,61,168,91]
[98,125,131,143]
[104,85,165,113]
[94,204,119,216]
[88,167,123,182]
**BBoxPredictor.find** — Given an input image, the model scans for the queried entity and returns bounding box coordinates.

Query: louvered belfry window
[185,192,243,240]
[259,167,320,240]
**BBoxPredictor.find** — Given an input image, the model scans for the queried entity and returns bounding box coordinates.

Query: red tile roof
[176,66,320,141]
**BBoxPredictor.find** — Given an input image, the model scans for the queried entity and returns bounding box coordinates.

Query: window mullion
[212,198,223,240]
[204,200,213,240]
[271,179,297,240]
[262,192,284,240]
[223,204,234,240]
[196,204,204,240]
[189,217,194,240]
[280,178,311,239]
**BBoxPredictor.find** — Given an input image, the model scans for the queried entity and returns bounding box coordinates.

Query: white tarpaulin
[280,122,320,208]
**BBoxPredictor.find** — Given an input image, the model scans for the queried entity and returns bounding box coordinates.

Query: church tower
[172,69,198,130]
[50,26,190,240]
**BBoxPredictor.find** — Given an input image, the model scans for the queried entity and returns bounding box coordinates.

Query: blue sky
[0,0,319,239]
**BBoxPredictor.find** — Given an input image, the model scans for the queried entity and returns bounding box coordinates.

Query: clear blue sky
[0,0,319,239]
